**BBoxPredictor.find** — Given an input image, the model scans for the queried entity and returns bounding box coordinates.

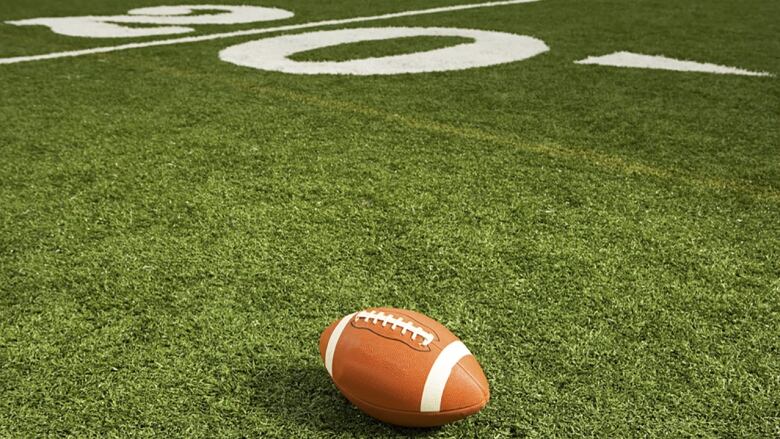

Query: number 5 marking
[7,5,293,38]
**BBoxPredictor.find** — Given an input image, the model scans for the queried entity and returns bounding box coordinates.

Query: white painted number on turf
[1,2,772,76]
[219,27,549,75]
[6,5,293,38]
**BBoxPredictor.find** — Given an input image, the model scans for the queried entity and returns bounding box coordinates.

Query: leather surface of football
[319,307,490,427]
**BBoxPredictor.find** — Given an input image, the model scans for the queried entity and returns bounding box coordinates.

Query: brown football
[319,307,490,427]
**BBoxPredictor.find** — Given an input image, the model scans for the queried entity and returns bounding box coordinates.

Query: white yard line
[0,0,538,65]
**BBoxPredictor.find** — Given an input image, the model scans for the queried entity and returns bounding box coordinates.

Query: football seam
[452,354,490,400]
[349,324,436,351]
[428,334,490,403]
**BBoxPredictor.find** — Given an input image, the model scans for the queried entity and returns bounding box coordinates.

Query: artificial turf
[1,0,778,437]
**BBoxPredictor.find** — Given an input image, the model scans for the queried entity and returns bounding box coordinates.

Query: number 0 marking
[219,27,549,75]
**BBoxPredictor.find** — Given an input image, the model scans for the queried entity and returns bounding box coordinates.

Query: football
[319,307,490,427]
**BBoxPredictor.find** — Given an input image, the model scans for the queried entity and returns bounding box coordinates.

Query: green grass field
[1,0,778,437]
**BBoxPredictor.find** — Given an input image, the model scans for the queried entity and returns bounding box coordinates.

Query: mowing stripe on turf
[0,0,538,65]
[109,53,780,203]
[247,85,780,203]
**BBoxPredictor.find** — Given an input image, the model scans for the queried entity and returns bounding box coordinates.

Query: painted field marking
[219,27,549,75]
[6,5,295,39]
[576,52,773,77]
[0,0,538,65]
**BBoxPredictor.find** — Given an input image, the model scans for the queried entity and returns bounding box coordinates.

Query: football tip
[440,355,490,413]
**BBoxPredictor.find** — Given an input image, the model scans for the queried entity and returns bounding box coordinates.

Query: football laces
[355,310,435,346]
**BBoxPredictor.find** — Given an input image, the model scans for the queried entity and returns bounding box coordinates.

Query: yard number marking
[1,1,773,77]
[7,5,293,38]
[219,27,548,75]
[0,0,538,65]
